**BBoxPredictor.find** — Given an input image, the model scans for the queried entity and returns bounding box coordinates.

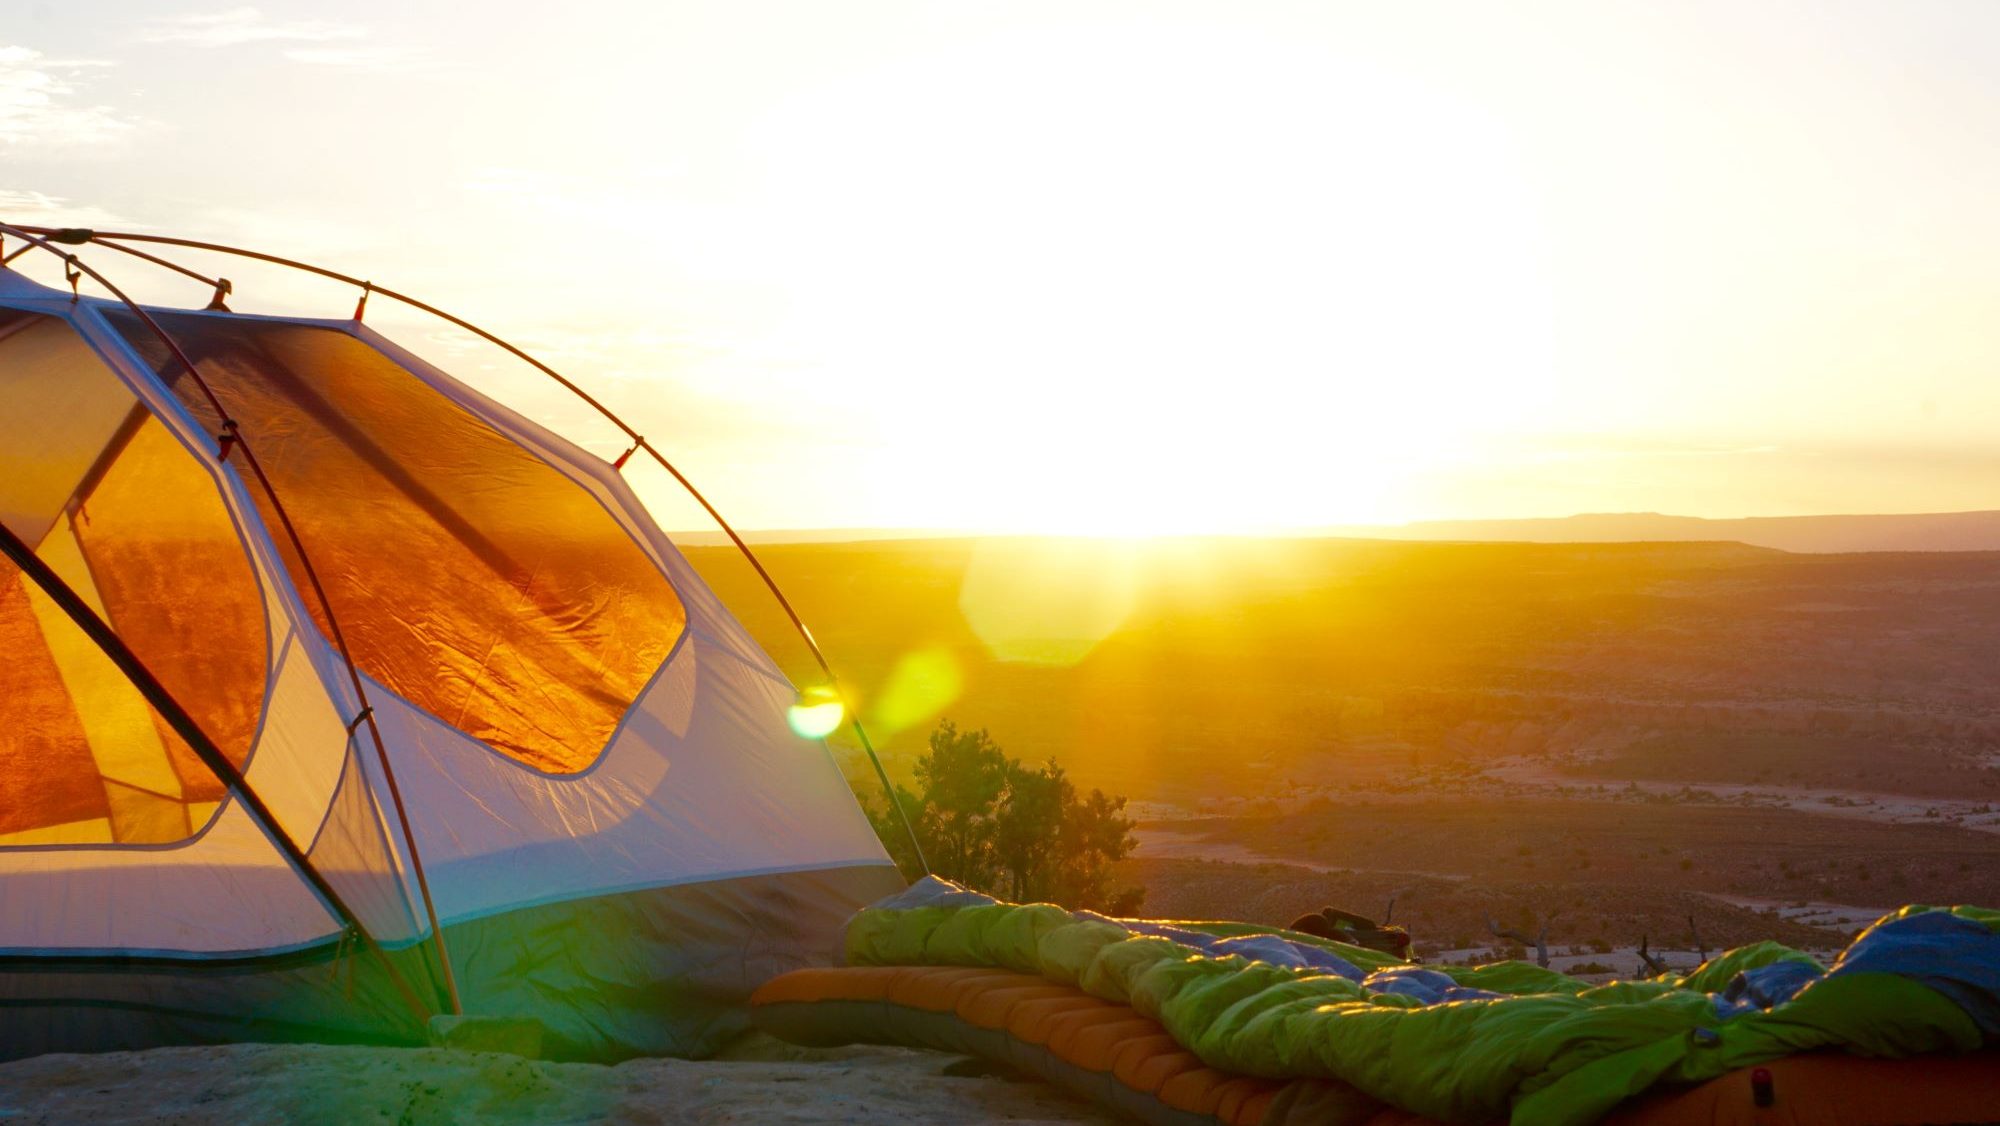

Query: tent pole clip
[215,419,241,462]
[353,281,373,321]
[205,278,233,312]
[64,255,82,303]
[345,705,375,738]
[613,438,644,471]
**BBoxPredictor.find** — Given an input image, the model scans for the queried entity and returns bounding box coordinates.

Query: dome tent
[0,225,908,1062]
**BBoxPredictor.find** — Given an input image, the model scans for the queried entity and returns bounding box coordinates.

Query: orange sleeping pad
[750,966,2000,1126]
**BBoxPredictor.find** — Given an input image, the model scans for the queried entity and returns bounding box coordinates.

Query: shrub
[868,720,1143,913]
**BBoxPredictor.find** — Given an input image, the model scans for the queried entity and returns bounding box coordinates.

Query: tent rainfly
[0,225,907,1062]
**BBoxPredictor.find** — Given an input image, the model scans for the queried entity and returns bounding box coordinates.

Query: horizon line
[669,506,2000,541]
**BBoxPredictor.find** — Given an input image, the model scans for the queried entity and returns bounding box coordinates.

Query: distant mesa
[674,511,2000,554]
[1339,510,2000,554]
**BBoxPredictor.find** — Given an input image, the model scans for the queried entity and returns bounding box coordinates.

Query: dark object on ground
[1288,907,1413,958]
[940,1056,1027,1081]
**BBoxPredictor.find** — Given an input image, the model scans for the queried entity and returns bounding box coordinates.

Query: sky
[6,1,2000,534]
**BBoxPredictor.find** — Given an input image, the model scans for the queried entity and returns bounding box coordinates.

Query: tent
[0,226,907,1062]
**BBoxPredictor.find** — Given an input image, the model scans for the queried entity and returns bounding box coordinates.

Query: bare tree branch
[1637,934,1668,976]
[1485,913,1552,968]
[1686,915,1709,963]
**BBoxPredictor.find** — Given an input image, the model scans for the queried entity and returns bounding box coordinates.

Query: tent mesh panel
[111,312,688,774]
[0,311,265,845]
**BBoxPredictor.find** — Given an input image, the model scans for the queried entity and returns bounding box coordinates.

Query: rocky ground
[0,1039,1115,1126]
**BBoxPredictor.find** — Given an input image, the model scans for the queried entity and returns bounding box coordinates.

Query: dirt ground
[0,1039,1117,1126]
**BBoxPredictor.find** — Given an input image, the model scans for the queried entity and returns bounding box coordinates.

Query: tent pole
[634,437,933,877]
[25,225,933,879]
[0,520,435,1028]
[0,224,464,1014]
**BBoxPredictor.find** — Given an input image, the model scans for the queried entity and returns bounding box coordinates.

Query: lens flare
[787,696,846,739]
[957,538,1139,665]
[869,647,963,736]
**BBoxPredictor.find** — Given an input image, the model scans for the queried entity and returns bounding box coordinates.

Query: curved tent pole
[73,236,234,309]
[13,230,224,291]
[0,520,434,1028]
[0,224,464,1014]
[25,226,933,878]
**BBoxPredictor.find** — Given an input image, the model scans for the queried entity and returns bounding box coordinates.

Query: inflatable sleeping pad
[750,880,2000,1126]
[752,965,2000,1125]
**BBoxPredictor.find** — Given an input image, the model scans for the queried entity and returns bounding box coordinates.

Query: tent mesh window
[110,311,689,774]
[0,309,267,846]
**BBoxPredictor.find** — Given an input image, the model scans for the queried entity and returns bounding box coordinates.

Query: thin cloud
[283,45,429,73]
[0,190,138,229]
[0,45,133,149]
[137,8,365,48]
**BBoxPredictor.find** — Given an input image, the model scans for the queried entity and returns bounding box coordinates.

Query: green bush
[868,720,1143,913]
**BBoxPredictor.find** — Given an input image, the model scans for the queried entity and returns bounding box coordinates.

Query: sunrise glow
[11,3,2000,533]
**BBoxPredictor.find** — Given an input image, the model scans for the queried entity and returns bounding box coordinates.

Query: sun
[603,15,1562,536]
